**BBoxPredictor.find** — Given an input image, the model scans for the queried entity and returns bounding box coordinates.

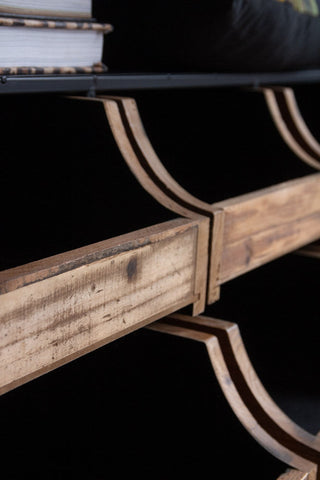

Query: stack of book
[0,0,113,74]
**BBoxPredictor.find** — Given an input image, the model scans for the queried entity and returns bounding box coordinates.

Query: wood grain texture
[101,95,211,314]
[93,96,320,299]
[212,174,320,284]
[208,208,225,304]
[0,219,204,395]
[148,314,320,479]
[68,96,320,306]
[69,95,211,313]
[263,87,320,171]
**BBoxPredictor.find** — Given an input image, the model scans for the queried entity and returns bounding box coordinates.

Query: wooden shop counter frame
[1,73,320,479]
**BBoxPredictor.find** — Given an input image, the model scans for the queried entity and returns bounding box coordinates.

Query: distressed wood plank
[219,213,320,283]
[207,208,224,304]
[210,174,320,285]
[149,314,319,477]
[0,218,203,395]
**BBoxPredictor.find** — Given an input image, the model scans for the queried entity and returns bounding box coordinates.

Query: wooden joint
[66,94,214,313]
[207,208,225,304]
[66,96,320,310]
[211,174,320,285]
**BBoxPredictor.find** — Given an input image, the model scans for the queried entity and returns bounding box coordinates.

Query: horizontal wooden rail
[0,217,208,395]
[210,174,320,295]
[79,96,320,305]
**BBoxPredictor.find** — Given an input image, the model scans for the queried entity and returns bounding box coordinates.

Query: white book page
[0,0,91,17]
[0,27,103,67]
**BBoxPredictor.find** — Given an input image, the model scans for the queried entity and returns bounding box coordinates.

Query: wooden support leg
[67,96,320,308]
[92,96,320,304]
[262,87,320,171]
[148,314,320,480]
[68,94,215,311]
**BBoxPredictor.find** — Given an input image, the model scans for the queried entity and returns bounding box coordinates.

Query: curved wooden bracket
[98,95,215,313]
[262,87,320,171]
[69,94,221,306]
[76,95,212,219]
[99,95,232,304]
[148,314,320,479]
[67,95,320,308]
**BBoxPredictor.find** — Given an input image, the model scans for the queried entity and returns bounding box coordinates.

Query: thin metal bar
[2,70,320,95]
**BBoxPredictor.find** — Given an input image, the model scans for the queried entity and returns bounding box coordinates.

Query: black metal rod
[1,70,320,95]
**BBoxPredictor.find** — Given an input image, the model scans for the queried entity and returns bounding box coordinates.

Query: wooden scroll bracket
[262,86,320,171]
[148,314,320,480]
[68,95,320,307]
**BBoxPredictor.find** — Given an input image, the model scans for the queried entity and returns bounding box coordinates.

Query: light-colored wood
[68,95,210,313]
[192,216,210,314]
[211,174,320,285]
[277,469,311,480]
[100,95,211,314]
[70,95,212,220]
[148,314,320,478]
[69,96,320,307]
[263,87,320,171]
[208,208,225,304]
[0,218,206,395]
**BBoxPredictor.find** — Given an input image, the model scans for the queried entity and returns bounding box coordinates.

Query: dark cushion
[98,0,320,73]
[177,0,320,72]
